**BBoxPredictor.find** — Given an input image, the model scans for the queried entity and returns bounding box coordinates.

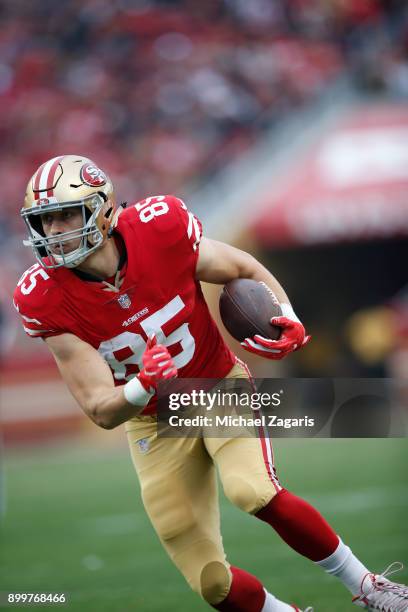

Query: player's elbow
[85,399,118,430]
[92,409,119,430]
[84,387,132,430]
[95,415,117,430]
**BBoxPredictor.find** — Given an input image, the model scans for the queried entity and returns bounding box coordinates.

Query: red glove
[138,335,178,393]
[241,303,311,360]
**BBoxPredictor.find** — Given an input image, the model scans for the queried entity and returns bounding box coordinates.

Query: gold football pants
[125,362,281,605]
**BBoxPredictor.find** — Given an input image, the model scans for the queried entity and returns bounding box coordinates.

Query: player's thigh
[126,417,209,539]
[206,360,281,514]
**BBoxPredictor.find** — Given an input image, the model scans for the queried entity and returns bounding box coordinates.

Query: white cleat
[352,562,408,611]
[291,607,313,611]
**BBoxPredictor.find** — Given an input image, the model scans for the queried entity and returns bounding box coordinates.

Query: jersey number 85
[98,295,195,381]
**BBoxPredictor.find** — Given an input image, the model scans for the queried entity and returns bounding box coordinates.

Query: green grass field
[1,438,407,611]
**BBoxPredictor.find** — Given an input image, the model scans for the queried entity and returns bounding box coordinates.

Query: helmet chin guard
[21,155,116,269]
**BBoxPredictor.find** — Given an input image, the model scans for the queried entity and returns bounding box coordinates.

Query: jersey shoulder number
[16,263,51,297]
[121,194,202,252]
[13,263,62,338]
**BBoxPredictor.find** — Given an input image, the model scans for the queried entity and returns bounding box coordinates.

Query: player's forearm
[86,385,146,429]
[46,334,153,430]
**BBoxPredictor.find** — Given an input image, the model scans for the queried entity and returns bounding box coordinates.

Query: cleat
[352,562,408,611]
[291,607,314,611]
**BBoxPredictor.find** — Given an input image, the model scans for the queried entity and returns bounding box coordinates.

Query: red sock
[256,488,339,562]
[212,566,266,612]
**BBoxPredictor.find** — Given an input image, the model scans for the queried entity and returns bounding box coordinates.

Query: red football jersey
[13,195,236,414]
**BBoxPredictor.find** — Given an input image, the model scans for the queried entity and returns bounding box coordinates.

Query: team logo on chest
[117,293,132,309]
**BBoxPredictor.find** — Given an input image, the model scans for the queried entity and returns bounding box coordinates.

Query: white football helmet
[21,154,116,268]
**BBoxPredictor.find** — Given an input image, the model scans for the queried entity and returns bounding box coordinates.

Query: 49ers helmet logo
[80,163,107,187]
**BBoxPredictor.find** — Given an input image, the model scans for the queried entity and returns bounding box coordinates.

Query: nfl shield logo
[136,438,150,454]
[118,293,131,309]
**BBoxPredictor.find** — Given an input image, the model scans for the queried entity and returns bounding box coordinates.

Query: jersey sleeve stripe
[177,197,188,210]
[186,211,201,250]
[192,216,201,251]
[187,211,194,239]
[21,314,43,325]
[23,326,55,336]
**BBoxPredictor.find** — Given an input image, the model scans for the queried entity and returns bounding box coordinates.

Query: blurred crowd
[0,0,406,262]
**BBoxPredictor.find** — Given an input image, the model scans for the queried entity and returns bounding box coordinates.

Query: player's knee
[223,474,276,514]
[199,561,231,604]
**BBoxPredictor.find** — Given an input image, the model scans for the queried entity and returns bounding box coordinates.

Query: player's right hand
[138,335,178,393]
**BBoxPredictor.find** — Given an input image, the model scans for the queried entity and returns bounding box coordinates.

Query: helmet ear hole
[29,214,45,237]
[104,207,113,219]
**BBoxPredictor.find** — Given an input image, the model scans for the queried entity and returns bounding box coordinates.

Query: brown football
[219,279,282,343]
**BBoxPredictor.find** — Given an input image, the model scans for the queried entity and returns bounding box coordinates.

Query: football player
[14,156,408,611]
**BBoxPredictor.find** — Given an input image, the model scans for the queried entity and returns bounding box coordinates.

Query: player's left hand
[138,335,178,392]
[241,305,311,360]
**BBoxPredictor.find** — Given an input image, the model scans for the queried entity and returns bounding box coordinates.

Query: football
[219,279,282,342]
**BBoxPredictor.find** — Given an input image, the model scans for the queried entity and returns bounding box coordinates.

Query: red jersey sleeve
[170,195,202,255]
[13,263,65,339]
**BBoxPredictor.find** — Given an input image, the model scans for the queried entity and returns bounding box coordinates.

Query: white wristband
[123,376,154,406]
[280,302,301,323]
